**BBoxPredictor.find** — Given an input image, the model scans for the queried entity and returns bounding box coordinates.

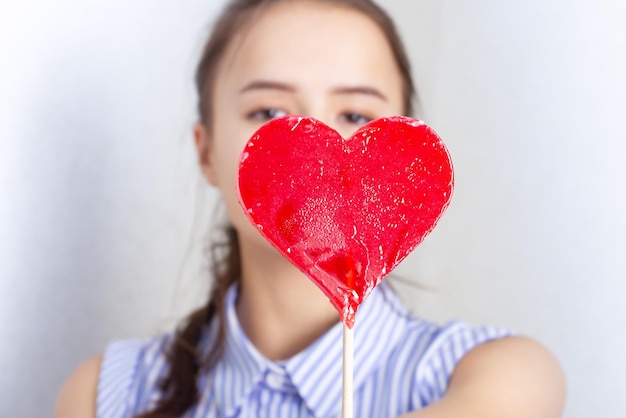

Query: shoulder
[372,289,516,405]
[371,288,565,416]
[401,335,566,417]
[373,287,513,386]
[398,319,511,402]
[394,316,565,417]
[442,336,566,417]
[54,355,102,418]
[100,337,172,416]
[55,336,172,418]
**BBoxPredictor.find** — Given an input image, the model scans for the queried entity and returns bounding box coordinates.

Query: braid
[137,226,240,418]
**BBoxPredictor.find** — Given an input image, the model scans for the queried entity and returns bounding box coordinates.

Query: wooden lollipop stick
[342,323,354,418]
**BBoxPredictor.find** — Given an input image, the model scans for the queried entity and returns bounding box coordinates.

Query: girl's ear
[194,122,218,186]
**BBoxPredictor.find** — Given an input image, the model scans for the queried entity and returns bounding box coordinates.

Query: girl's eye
[339,112,372,126]
[247,108,288,122]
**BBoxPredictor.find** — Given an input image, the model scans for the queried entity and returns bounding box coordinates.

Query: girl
[56,0,565,417]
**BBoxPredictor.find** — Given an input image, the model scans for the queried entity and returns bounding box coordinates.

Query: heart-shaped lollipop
[238,115,453,327]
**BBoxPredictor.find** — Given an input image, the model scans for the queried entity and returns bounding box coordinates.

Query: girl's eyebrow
[239,81,387,102]
[239,80,296,94]
[330,86,388,102]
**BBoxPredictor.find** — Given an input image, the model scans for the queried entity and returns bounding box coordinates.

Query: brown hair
[138,0,416,416]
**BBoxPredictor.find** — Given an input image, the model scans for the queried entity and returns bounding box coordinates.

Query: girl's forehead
[217,1,403,93]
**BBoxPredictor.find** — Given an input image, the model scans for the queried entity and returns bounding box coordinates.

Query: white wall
[1,1,624,417]
[0,1,221,416]
[385,1,626,417]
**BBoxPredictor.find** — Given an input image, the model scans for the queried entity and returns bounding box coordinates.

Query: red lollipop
[238,115,453,328]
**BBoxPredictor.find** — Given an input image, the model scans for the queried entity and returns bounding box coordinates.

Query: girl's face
[196,0,405,251]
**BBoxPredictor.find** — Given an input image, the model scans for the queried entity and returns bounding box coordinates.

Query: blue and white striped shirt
[97,284,510,417]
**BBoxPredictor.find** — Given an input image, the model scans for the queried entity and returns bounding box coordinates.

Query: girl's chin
[237,226,284,257]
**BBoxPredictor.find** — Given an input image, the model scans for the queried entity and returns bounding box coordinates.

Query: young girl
[56,0,565,417]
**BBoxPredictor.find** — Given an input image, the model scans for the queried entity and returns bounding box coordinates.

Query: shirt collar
[212,282,411,418]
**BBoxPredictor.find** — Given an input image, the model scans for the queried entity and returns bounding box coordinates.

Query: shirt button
[265,371,288,389]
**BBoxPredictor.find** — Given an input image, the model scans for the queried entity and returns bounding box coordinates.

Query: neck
[235,236,339,361]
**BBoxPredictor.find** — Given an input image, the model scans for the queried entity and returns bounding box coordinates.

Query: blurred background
[1,0,624,416]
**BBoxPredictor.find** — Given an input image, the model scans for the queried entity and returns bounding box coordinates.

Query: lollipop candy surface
[238,115,453,327]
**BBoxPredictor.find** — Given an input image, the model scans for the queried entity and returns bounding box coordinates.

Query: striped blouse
[97,284,510,417]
